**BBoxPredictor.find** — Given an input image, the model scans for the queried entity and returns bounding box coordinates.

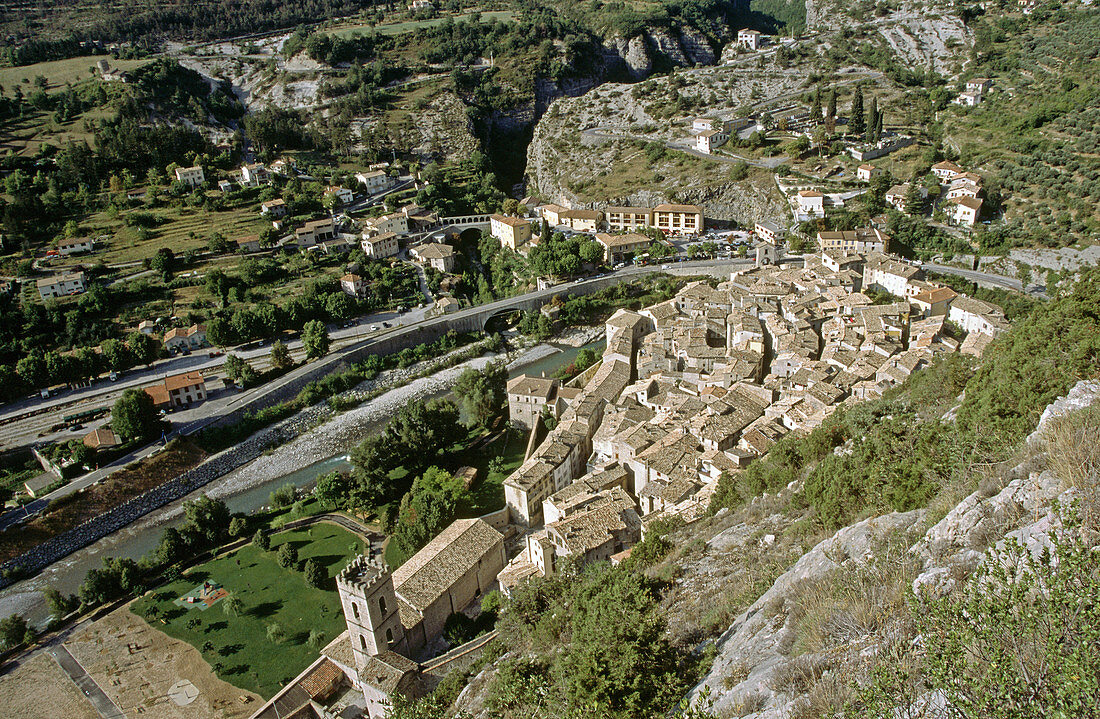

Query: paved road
[48,643,127,719]
[923,263,1024,292]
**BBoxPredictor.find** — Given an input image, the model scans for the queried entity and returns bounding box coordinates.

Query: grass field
[329,10,516,38]
[132,522,366,698]
[0,55,150,94]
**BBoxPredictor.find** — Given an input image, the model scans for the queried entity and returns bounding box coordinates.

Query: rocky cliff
[805,0,971,74]
[687,379,1100,717]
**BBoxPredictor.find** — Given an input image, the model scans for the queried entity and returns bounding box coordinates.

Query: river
[0,337,603,627]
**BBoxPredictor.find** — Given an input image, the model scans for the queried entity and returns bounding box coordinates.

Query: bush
[276,543,298,568]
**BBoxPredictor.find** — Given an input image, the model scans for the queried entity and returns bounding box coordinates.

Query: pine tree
[827,88,837,120]
[850,86,865,136]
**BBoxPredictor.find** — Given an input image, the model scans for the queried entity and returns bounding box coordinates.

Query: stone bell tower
[336,555,407,666]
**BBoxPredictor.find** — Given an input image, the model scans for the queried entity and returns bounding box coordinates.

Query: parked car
[370,325,379,331]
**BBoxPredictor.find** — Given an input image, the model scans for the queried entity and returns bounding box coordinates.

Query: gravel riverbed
[216,342,561,491]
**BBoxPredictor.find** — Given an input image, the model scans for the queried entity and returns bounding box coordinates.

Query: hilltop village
[249,240,1009,717]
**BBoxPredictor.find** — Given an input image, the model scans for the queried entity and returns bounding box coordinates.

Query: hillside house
[652,204,703,235]
[948,196,983,227]
[691,117,724,133]
[946,179,983,200]
[37,272,86,300]
[340,273,366,298]
[931,161,964,180]
[236,235,261,253]
[174,165,204,188]
[162,324,206,352]
[948,295,1008,336]
[490,214,533,251]
[955,91,982,106]
[365,212,410,236]
[885,183,927,213]
[595,232,651,264]
[361,232,400,259]
[605,206,652,232]
[796,190,825,218]
[296,218,336,246]
[695,128,729,154]
[58,237,94,256]
[737,28,761,50]
[856,164,880,182]
[754,221,785,243]
[240,163,271,187]
[356,170,391,194]
[325,186,354,205]
[260,199,287,218]
[411,242,455,272]
[966,78,992,94]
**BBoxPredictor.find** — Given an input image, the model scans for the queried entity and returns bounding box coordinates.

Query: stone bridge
[437,213,493,235]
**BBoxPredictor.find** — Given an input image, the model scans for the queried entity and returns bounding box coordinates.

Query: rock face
[679,26,717,65]
[647,27,690,66]
[805,0,971,74]
[689,379,1100,717]
[688,512,924,718]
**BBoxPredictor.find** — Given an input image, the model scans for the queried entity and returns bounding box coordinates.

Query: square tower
[337,556,407,665]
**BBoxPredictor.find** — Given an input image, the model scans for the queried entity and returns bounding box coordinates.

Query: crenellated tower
[336,555,406,666]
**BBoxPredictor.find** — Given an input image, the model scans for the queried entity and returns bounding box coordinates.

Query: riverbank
[0,334,584,626]
[220,340,559,493]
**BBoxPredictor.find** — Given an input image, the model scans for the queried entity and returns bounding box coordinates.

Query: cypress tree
[810,87,822,124]
[866,96,878,143]
[826,88,837,120]
[850,86,865,136]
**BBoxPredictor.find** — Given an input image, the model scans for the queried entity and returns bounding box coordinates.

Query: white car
[370,325,379,331]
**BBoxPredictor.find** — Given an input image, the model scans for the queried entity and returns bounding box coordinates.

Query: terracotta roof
[298,659,343,698]
[164,371,205,392]
[949,196,983,210]
[490,214,531,227]
[507,375,558,398]
[83,427,118,449]
[606,206,651,214]
[798,190,824,198]
[560,209,602,220]
[415,243,454,259]
[913,287,958,304]
[340,273,361,283]
[596,232,650,248]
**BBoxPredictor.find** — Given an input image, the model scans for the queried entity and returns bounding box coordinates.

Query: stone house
[507,375,561,430]
[144,371,206,408]
[737,28,761,50]
[174,165,204,188]
[411,242,455,272]
[361,232,400,259]
[490,214,532,250]
[260,198,287,217]
[58,237,94,256]
[356,170,391,194]
[340,273,367,298]
[37,272,86,300]
[947,196,983,227]
[595,232,650,263]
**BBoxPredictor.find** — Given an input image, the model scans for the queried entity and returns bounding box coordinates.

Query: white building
[737,28,762,50]
[796,190,825,218]
[340,273,366,298]
[754,221,785,243]
[955,91,982,107]
[57,237,94,256]
[695,128,729,154]
[174,165,205,188]
[949,295,1008,336]
[36,272,86,300]
[856,164,880,182]
[361,232,400,259]
[948,196,983,227]
[356,170,392,194]
[240,163,272,187]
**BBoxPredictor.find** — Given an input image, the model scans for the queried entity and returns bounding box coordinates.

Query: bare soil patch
[65,604,261,719]
[0,651,100,719]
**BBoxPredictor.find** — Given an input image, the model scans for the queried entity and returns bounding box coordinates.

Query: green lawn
[132,523,366,698]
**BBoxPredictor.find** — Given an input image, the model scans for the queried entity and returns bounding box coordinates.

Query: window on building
[352,602,360,619]
[379,596,387,615]
[360,635,367,651]
[386,628,394,645]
